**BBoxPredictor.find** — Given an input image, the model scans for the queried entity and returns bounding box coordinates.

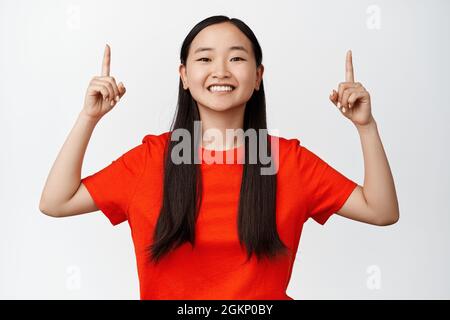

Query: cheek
[184,68,208,103]
[186,68,206,87]
[235,67,256,88]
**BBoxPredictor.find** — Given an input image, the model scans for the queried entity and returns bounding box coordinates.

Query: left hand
[329,50,374,127]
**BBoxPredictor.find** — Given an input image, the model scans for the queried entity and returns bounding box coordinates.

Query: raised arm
[39,44,126,217]
[329,50,399,226]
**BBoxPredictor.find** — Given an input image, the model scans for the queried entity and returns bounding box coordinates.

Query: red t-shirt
[81,131,357,300]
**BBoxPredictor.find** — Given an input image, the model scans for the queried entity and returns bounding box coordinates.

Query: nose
[211,59,231,79]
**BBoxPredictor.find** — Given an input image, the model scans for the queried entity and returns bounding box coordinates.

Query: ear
[179,64,188,90]
[255,64,264,91]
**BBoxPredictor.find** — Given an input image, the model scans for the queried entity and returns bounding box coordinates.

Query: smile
[207,85,236,93]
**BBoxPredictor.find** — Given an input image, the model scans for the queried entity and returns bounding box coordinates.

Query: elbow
[38,199,61,218]
[375,211,400,226]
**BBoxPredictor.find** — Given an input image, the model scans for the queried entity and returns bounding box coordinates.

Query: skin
[40,40,399,227]
[330,50,399,226]
[179,22,264,150]
[39,44,126,217]
[82,44,127,120]
[180,24,399,226]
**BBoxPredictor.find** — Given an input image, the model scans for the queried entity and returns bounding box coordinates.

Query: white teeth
[208,85,234,92]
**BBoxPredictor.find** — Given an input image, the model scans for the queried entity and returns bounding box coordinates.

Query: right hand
[81,44,126,121]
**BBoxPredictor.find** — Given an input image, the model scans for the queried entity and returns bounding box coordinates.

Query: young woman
[39,15,399,300]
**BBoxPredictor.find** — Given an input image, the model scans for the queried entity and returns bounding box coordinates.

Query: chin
[193,89,249,113]
[201,102,244,113]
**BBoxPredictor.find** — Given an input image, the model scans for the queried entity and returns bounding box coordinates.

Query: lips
[207,83,236,90]
[207,85,236,94]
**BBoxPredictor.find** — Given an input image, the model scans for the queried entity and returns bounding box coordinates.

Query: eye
[231,57,245,61]
[197,58,210,62]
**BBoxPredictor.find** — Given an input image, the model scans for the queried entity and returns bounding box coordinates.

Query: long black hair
[147,15,290,264]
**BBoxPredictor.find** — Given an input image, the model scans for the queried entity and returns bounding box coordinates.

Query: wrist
[355,116,377,133]
[78,112,100,126]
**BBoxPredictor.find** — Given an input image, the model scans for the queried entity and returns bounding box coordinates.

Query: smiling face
[179,22,264,112]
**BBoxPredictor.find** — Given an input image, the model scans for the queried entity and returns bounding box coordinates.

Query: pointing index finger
[102,44,111,76]
[346,49,354,82]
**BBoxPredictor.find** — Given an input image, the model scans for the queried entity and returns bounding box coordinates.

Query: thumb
[329,89,338,106]
[118,82,126,97]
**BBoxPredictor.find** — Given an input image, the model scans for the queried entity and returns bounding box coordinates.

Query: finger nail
[342,107,346,113]
[337,102,341,108]
[110,100,115,107]
[115,95,120,102]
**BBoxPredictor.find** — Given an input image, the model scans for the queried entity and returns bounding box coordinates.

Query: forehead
[189,22,252,54]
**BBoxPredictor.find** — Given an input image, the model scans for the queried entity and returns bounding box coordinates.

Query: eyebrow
[193,46,249,54]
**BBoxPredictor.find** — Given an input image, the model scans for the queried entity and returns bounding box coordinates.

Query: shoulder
[118,131,170,161]
[268,134,324,169]
[269,133,301,149]
[140,131,171,154]
[268,133,302,158]
[142,131,171,146]
[136,131,171,166]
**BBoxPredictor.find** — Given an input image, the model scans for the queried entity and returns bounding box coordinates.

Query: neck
[197,104,245,151]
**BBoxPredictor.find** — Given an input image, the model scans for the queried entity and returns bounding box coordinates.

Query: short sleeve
[81,137,149,226]
[293,140,358,225]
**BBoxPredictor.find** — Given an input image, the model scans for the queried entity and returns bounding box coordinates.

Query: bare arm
[39,44,126,217]
[337,119,399,226]
[329,50,399,226]
[39,113,99,217]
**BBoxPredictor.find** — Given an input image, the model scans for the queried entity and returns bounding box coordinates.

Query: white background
[1,0,449,299]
